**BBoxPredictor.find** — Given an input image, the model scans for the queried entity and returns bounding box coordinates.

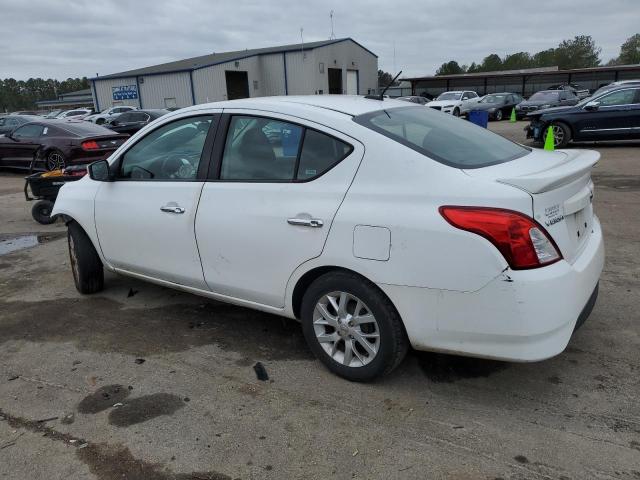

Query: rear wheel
[31,200,56,224]
[45,150,66,171]
[549,122,571,148]
[68,221,104,294]
[301,271,408,382]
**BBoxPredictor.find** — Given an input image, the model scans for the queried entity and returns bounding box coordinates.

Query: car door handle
[160,204,185,214]
[287,217,323,228]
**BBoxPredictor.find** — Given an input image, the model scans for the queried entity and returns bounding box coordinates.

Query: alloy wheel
[551,124,565,147]
[313,291,380,367]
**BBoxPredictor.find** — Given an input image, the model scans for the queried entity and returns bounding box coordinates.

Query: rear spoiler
[497,150,600,194]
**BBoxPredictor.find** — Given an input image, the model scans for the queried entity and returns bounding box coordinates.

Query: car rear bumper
[379,215,604,362]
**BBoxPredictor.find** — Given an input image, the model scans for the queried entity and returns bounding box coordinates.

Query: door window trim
[110,113,220,182]
[207,113,354,183]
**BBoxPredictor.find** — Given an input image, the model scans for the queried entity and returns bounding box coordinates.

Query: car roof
[174,95,412,117]
[31,118,116,136]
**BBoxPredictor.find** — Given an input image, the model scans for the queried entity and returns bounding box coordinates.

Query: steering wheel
[159,153,196,179]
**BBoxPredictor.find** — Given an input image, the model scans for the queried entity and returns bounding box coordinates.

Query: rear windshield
[353,106,529,169]
[56,122,114,136]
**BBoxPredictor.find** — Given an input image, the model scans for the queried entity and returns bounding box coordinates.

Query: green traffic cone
[509,107,516,123]
[543,126,555,151]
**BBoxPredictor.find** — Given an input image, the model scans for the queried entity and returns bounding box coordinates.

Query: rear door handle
[287,217,323,228]
[160,204,185,214]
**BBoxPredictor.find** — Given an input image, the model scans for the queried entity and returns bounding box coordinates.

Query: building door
[225,71,250,100]
[346,70,358,95]
[328,68,342,94]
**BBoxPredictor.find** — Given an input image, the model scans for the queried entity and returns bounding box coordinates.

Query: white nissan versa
[53,96,604,381]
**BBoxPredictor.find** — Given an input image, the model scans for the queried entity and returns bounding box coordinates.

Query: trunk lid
[464,149,599,264]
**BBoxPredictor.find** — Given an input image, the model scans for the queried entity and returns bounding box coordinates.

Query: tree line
[435,33,640,76]
[0,77,90,112]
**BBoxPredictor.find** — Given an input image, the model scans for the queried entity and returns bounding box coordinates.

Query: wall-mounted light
[139,77,144,84]
[235,61,240,68]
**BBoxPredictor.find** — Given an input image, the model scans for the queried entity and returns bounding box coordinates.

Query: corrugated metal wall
[192,56,263,103]
[93,77,139,110]
[259,54,286,96]
[138,72,193,108]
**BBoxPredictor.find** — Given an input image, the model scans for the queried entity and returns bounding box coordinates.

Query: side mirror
[584,100,600,111]
[88,159,111,182]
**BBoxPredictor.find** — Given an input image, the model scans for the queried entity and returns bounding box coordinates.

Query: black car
[548,84,590,99]
[525,85,640,148]
[0,119,128,170]
[107,109,168,135]
[0,115,41,135]
[467,92,524,121]
[515,90,579,119]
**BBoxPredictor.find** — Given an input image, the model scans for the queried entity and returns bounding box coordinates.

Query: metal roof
[95,38,376,80]
[404,63,640,81]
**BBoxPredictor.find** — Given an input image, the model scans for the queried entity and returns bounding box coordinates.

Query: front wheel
[68,221,104,294]
[549,122,571,148]
[452,107,460,117]
[95,118,105,125]
[494,109,503,121]
[301,271,409,382]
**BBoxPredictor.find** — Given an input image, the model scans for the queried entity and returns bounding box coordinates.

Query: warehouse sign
[112,85,138,100]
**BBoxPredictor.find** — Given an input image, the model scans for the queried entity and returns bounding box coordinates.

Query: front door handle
[160,204,185,214]
[287,217,323,228]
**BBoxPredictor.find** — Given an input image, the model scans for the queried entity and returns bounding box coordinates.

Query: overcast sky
[2,0,639,80]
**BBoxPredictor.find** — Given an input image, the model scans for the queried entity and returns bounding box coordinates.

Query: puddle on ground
[0,232,65,256]
[108,393,185,427]
[77,385,131,414]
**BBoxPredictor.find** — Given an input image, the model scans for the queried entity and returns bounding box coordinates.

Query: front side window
[13,124,43,139]
[354,106,528,169]
[220,115,352,181]
[597,89,637,106]
[119,115,214,180]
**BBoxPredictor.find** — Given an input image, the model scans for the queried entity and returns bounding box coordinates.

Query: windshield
[353,106,528,169]
[479,94,507,104]
[436,92,462,101]
[528,91,559,101]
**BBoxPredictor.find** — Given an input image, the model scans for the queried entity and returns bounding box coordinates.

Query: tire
[67,221,104,294]
[452,107,460,117]
[549,121,571,148]
[95,118,105,125]
[45,149,66,171]
[31,200,56,225]
[494,109,503,121]
[301,271,409,382]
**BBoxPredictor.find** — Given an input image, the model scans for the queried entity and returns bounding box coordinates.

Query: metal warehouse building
[91,38,378,111]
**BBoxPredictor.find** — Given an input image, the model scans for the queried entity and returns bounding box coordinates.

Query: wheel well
[291,266,400,322]
[546,119,573,139]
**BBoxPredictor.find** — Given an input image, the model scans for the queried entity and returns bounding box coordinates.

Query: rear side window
[219,115,352,182]
[354,106,528,169]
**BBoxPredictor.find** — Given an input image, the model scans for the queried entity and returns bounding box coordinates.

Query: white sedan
[53,96,604,381]
[426,90,481,116]
[85,106,137,125]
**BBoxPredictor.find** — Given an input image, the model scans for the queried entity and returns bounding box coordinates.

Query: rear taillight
[81,140,99,151]
[439,206,562,269]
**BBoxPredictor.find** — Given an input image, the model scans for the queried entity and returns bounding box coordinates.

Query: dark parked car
[0,115,41,135]
[0,119,128,171]
[107,109,168,135]
[467,92,524,120]
[515,90,579,119]
[525,85,640,148]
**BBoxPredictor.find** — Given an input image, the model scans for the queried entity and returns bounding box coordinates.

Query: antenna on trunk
[365,71,402,100]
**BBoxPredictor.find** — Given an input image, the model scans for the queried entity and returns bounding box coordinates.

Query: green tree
[532,48,557,68]
[554,35,601,69]
[502,52,533,70]
[617,33,640,65]
[435,61,464,76]
[466,62,479,73]
[479,54,503,72]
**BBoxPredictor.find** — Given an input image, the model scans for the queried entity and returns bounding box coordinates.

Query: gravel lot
[0,120,638,480]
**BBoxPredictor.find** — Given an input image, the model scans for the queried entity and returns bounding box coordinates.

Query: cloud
[1,0,638,80]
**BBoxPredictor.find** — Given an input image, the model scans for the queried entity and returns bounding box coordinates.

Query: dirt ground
[0,120,639,480]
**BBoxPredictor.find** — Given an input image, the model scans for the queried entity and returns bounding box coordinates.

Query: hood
[427,99,461,107]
